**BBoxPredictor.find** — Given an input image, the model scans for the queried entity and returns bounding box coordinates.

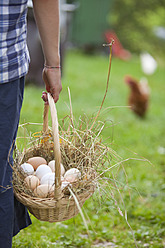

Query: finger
[51,91,59,103]
[41,91,49,104]
[42,69,50,92]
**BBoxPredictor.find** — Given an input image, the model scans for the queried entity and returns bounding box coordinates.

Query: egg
[48,160,65,175]
[27,156,47,170]
[41,173,64,185]
[61,181,70,191]
[34,184,55,198]
[35,164,52,180]
[40,172,55,186]
[64,168,81,183]
[24,175,40,190]
[21,163,34,175]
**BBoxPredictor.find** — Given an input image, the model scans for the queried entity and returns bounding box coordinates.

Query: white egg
[21,162,34,175]
[64,168,81,183]
[40,172,55,186]
[48,160,65,175]
[35,164,52,180]
[24,175,40,190]
[41,173,64,186]
[61,181,70,191]
[34,184,55,198]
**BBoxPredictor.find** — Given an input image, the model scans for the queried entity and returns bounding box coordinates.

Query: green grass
[13,50,165,248]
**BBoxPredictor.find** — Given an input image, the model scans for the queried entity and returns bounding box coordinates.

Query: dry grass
[12,41,130,226]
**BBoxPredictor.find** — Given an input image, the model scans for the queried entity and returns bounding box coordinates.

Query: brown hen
[124,75,150,118]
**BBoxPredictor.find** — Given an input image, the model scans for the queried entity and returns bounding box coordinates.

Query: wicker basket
[14,93,96,222]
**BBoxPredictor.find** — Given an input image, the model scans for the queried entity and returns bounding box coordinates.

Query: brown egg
[24,175,40,190]
[34,184,55,198]
[27,156,47,170]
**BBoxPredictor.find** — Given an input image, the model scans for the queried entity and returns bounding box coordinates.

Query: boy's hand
[42,67,62,103]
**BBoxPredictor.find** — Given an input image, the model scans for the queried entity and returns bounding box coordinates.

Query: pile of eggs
[21,156,81,198]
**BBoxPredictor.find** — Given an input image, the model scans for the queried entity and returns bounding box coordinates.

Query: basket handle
[43,93,62,200]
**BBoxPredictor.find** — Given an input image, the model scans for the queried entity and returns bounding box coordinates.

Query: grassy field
[13,50,165,248]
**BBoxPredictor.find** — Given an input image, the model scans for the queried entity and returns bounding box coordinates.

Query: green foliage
[110,0,165,57]
[13,50,165,247]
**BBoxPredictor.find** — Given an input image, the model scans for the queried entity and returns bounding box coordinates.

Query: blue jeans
[0,77,32,248]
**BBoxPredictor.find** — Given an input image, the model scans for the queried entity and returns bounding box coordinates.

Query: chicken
[124,75,150,118]
[104,30,131,61]
[140,52,157,75]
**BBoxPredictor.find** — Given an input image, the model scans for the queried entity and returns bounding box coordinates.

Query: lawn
[13,50,165,248]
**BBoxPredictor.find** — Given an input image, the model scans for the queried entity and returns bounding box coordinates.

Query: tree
[109,0,165,57]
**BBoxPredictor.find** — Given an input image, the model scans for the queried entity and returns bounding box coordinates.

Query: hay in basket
[13,42,115,223]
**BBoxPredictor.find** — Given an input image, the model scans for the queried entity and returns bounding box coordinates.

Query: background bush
[109,0,165,59]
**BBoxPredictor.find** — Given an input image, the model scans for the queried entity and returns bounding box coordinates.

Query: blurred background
[26,0,165,85]
[13,1,165,247]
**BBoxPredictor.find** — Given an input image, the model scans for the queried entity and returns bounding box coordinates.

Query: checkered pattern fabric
[0,0,30,84]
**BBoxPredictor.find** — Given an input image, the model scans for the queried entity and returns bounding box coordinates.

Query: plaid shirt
[0,0,30,84]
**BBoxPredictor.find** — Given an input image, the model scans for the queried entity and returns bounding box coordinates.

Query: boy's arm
[32,0,62,103]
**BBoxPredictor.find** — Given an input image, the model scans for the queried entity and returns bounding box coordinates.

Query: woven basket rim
[14,183,95,207]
